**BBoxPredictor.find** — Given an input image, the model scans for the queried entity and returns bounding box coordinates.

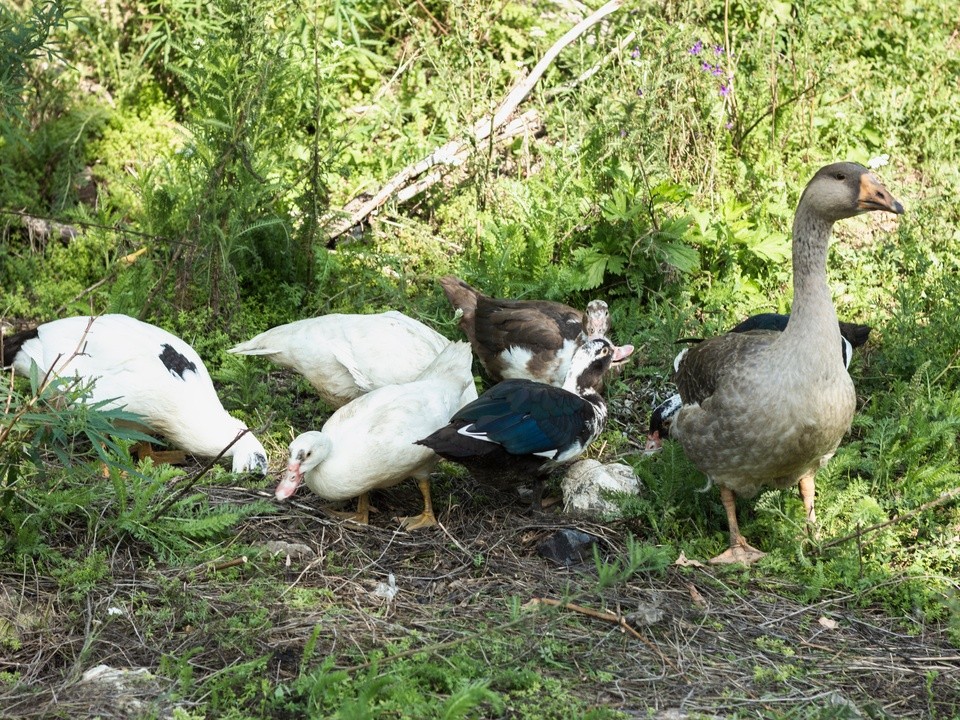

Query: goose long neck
[782,203,841,349]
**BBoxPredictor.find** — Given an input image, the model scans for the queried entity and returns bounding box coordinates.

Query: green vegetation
[2,0,959,717]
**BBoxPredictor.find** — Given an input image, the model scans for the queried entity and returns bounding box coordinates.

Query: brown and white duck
[668,162,903,565]
[438,275,631,386]
[645,313,872,453]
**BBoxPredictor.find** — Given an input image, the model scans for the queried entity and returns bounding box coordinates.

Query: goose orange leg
[798,471,819,540]
[798,473,816,524]
[399,475,437,530]
[710,485,766,565]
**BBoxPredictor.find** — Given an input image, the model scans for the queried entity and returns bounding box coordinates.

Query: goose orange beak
[275,461,303,500]
[858,174,904,214]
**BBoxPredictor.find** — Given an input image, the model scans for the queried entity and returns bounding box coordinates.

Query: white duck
[2,314,268,474]
[276,341,475,530]
[229,310,478,408]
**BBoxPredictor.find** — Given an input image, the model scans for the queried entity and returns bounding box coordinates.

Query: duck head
[581,300,611,339]
[275,431,332,500]
[801,162,904,222]
[562,337,634,395]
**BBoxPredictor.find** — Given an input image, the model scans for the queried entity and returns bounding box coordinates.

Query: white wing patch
[456,424,499,444]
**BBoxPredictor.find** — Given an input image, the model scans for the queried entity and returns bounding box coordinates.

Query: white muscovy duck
[228,310,477,408]
[1,314,268,474]
[417,337,633,509]
[276,341,475,530]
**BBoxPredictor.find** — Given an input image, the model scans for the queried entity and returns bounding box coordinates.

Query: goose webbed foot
[712,484,766,565]
[710,541,766,565]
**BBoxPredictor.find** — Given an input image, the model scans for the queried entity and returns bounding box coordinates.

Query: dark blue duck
[418,337,632,508]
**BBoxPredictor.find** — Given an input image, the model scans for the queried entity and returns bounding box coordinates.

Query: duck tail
[838,321,871,349]
[416,341,474,383]
[438,276,479,321]
[1,326,39,369]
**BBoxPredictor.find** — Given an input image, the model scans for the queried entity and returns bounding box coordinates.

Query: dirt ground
[2,473,959,719]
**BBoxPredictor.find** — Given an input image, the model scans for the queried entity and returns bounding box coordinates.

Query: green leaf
[658,241,700,273]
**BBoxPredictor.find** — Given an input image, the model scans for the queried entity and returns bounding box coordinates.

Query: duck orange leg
[399,475,437,530]
[710,485,766,565]
[327,492,371,525]
[133,442,187,466]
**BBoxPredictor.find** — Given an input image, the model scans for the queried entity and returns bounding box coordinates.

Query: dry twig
[324,0,625,242]
[528,596,680,673]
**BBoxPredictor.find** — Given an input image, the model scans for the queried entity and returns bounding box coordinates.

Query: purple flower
[631,47,640,59]
[701,61,712,72]
[714,45,724,55]
[719,83,730,97]
[636,87,644,97]
[620,129,627,138]
[689,40,703,55]
[725,121,734,130]
[712,65,724,77]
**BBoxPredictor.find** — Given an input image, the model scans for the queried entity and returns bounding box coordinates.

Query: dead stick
[147,429,251,521]
[816,486,960,552]
[531,597,680,673]
[326,0,624,240]
[208,556,248,573]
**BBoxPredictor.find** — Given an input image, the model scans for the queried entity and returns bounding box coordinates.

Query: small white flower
[867,154,889,170]
[107,606,124,616]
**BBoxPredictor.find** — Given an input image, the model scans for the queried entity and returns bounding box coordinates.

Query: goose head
[275,431,332,500]
[562,337,634,395]
[800,162,904,222]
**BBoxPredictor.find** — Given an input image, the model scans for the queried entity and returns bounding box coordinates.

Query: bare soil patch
[1,474,958,719]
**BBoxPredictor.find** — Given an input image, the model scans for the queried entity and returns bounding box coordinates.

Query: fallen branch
[528,596,680,673]
[325,0,625,242]
[815,485,960,553]
[17,212,79,245]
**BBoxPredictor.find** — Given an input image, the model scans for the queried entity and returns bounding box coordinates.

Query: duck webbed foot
[326,493,371,525]
[133,441,187,466]
[398,477,437,530]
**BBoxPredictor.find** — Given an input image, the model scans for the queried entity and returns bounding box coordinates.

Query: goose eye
[835,172,846,181]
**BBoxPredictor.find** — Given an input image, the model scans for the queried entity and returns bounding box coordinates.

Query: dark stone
[536,528,598,567]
